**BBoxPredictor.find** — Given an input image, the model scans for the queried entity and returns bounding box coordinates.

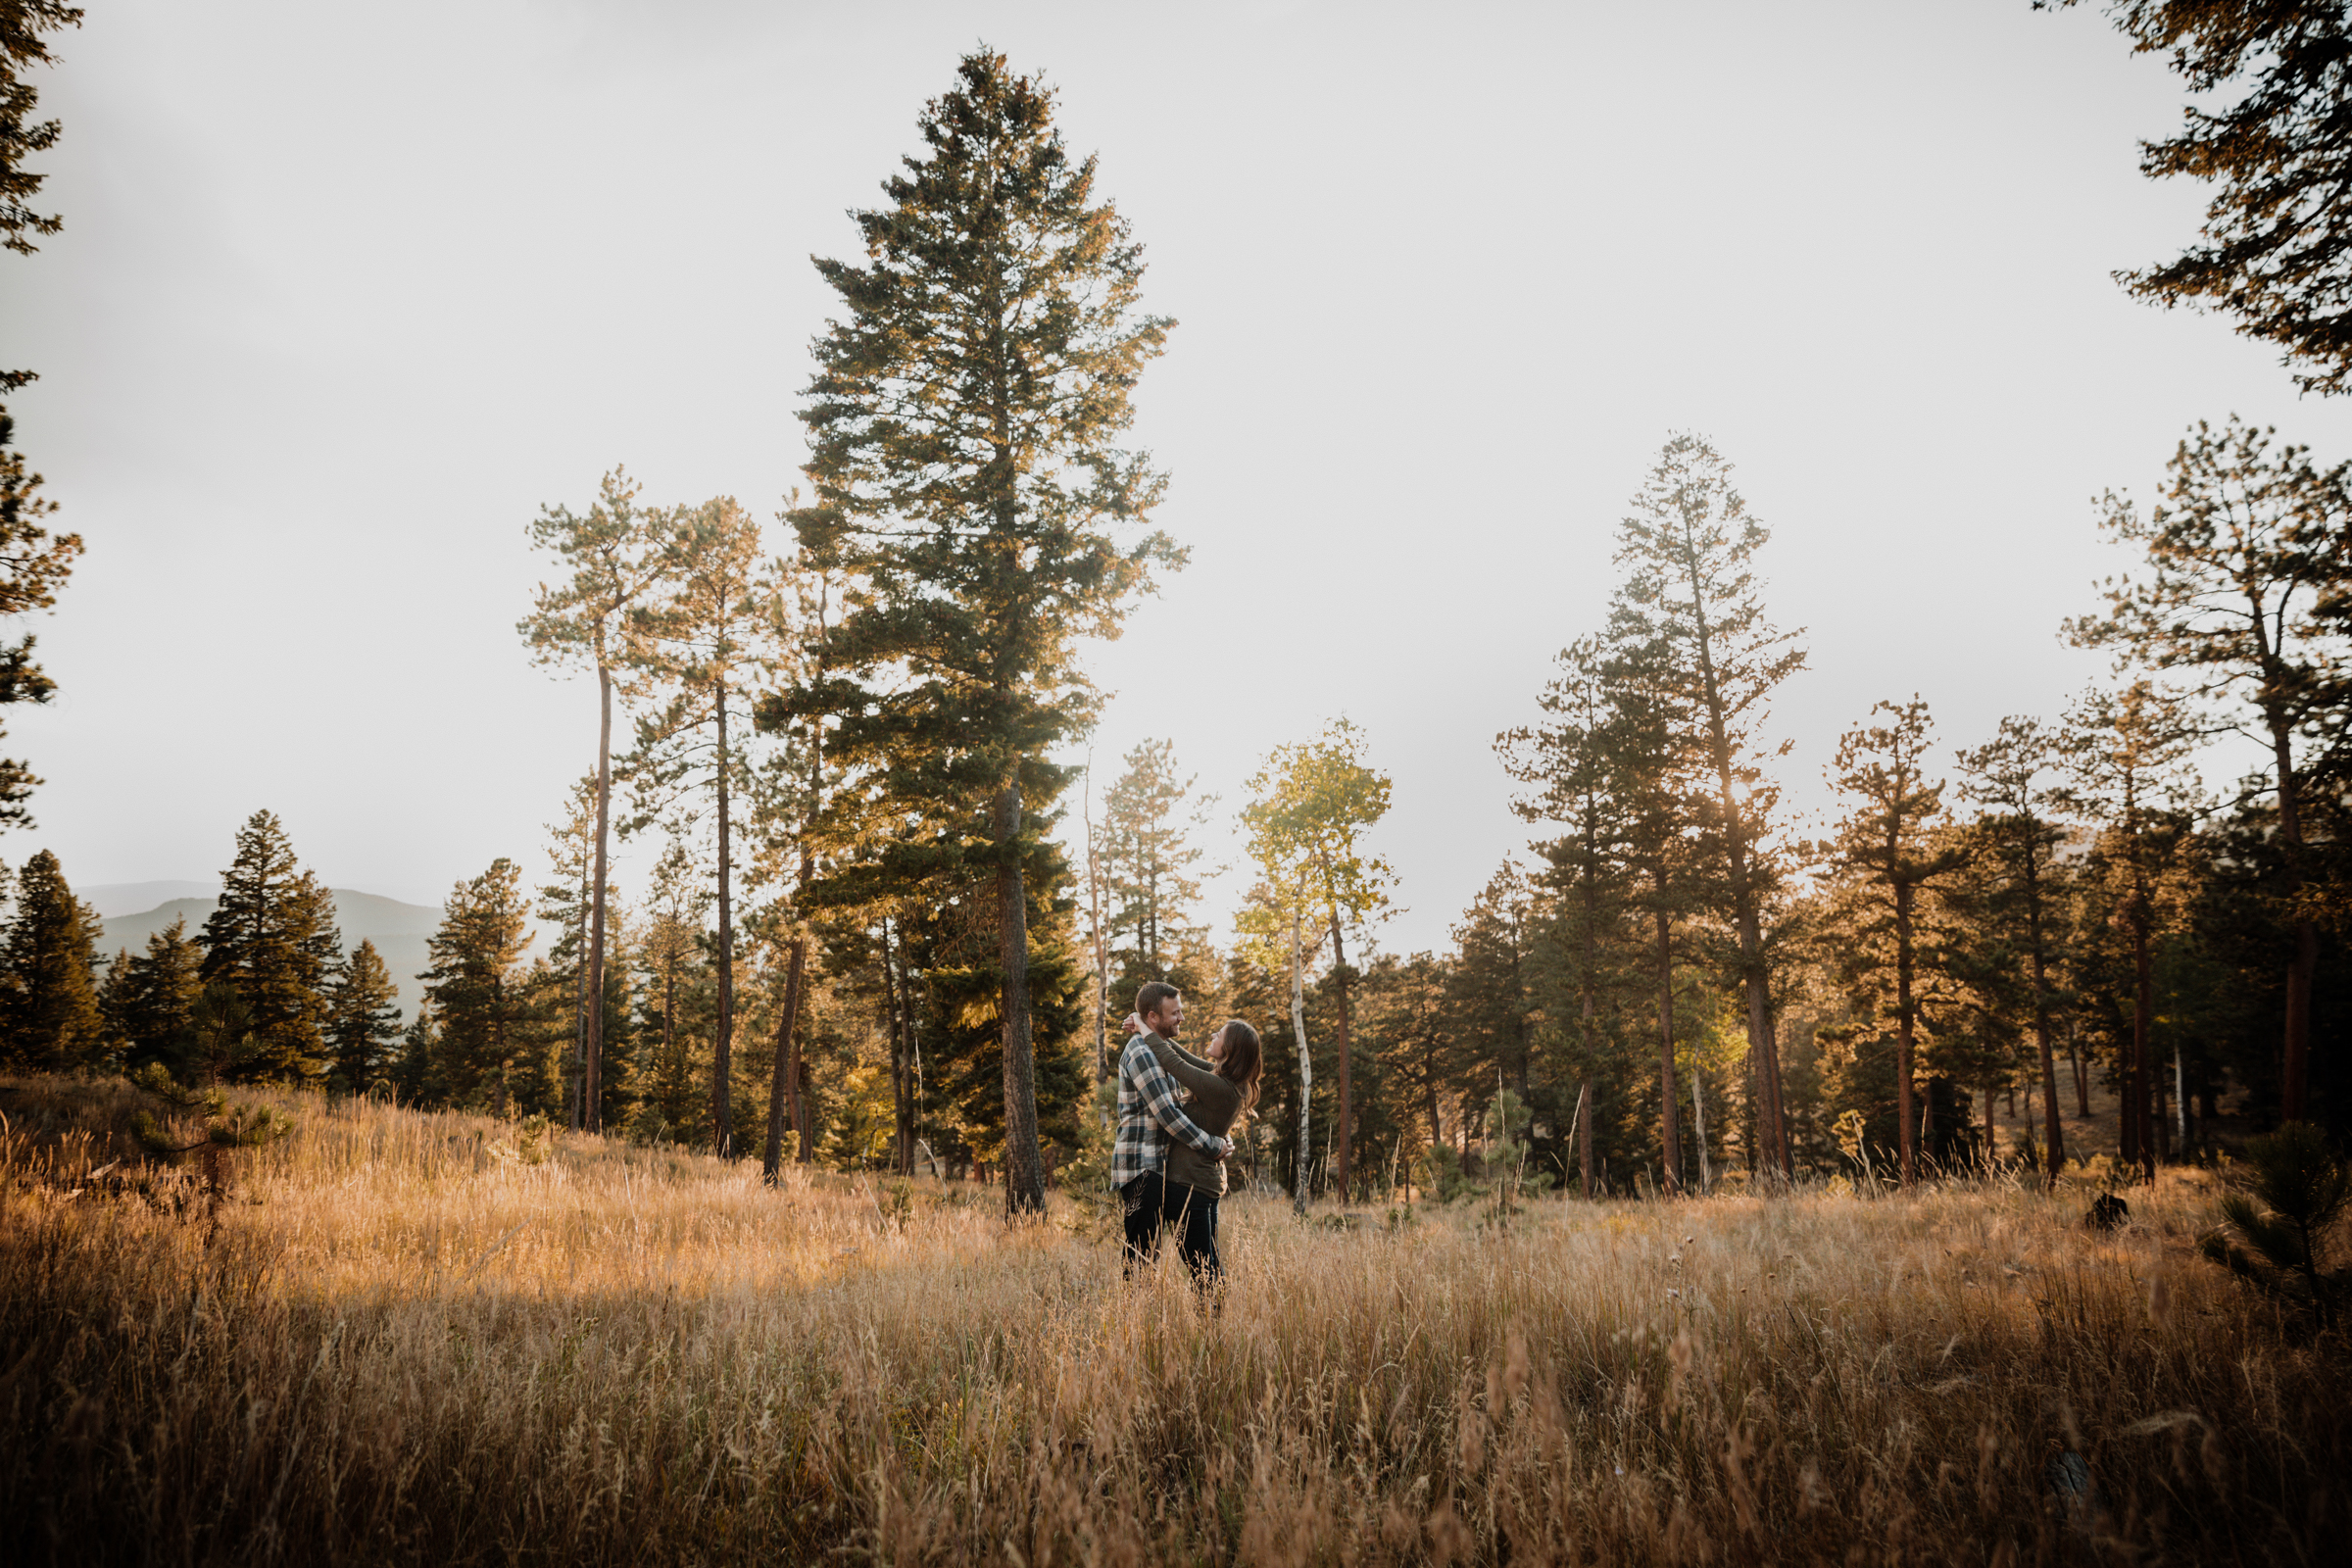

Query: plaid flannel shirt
[1110,1032,1229,1190]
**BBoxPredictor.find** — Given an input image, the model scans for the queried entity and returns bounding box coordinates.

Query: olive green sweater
[1149,1035,1242,1196]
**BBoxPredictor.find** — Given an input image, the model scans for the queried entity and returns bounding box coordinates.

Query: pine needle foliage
[2201,1119,2350,1325]
[0,4,84,820]
[0,0,77,263]
[2048,2,2352,394]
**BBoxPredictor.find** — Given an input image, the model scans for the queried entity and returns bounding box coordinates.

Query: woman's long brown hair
[1217,1019,1264,1113]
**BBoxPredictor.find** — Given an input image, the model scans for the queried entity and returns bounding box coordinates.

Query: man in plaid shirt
[1115,981,1229,1271]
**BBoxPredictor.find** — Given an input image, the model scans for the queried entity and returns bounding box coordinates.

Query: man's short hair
[1136,981,1181,1022]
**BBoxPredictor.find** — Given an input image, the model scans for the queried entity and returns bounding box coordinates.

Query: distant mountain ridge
[82,881,220,918]
[97,889,447,1018]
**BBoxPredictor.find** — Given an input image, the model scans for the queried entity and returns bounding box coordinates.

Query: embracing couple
[1111,981,1265,1287]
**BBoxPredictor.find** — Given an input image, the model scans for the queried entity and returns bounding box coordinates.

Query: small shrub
[2199,1121,2349,1325]
[1415,1143,1484,1204]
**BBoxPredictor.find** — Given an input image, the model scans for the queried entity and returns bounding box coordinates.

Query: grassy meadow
[2,1074,2343,1566]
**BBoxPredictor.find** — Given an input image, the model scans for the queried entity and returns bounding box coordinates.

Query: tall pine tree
[2065,680,2201,1179]
[323,939,402,1096]
[100,914,202,1075]
[790,51,1178,1214]
[521,467,668,1134]
[625,498,799,1156]
[422,858,537,1117]
[1825,699,1964,1188]
[197,811,340,1085]
[1955,716,2076,1185]
[1607,434,1805,1183]
[0,849,102,1069]
[2067,417,2346,1122]
[1500,636,1642,1200]
[1605,646,1709,1198]
[1100,739,1214,994]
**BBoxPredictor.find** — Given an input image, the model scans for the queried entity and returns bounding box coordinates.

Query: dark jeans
[1120,1171,1222,1286]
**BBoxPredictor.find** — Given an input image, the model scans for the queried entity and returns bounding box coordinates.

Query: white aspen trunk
[1291,904,1311,1215]
[1690,1061,1711,1195]
[2175,1043,2188,1152]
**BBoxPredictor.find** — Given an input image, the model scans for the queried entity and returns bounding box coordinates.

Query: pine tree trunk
[1291,906,1311,1215]
[1654,894,1681,1198]
[766,787,819,1174]
[762,926,809,1181]
[1984,1076,1997,1165]
[1690,1059,1711,1195]
[1085,766,1107,1097]
[1578,1072,1594,1200]
[585,664,613,1135]
[762,727,821,1177]
[2284,920,2317,1122]
[2027,837,2065,1187]
[2070,1023,2090,1118]
[903,953,922,1167]
[2132,906,2156,1184]
[765,616,826,1177]
[2120,1032,2141,1169]
[1329,906,1353,1204]
[493,991,510,1119]
[995,782,1045,1215]
[662,970,676,1131]
[794,1054,812,1157]
[1579,814,1599,1202]
[2155,1056,2173,1162]
[569,867,588,1132]
[885,917,915,1177]
[712,684,735,1157]
[1684,582,1790,1185]
[2269,717,2315,1121]
[1511,935,1529,1101]
[1896,879,1918,1189]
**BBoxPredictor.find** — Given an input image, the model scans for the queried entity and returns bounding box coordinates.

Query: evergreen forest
[0,34,2347,1214]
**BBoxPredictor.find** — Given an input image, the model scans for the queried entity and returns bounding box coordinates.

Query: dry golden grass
[2,1073,2343,1566]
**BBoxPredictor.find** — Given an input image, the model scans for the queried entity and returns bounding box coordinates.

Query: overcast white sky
[2,0,2340,955]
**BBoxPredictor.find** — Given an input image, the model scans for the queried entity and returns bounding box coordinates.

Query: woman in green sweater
[1131,1013,1263,1286]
